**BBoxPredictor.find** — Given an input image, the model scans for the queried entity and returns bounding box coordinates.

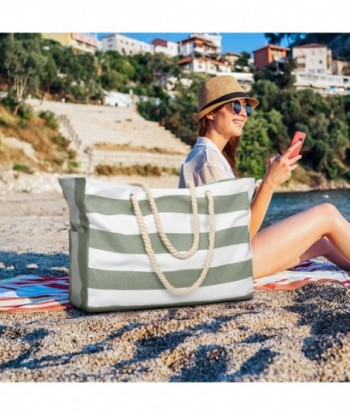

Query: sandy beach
[1,175,350,382]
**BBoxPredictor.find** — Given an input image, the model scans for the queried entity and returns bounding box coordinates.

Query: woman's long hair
[198,108,240,177]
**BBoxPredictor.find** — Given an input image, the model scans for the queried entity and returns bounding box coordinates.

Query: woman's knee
[311,203,342,230]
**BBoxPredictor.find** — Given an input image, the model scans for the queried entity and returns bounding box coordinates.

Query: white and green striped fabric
[59,177,255,312]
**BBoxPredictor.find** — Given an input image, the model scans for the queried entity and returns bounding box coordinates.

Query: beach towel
[0,274,71,312]
[254,260,350,290]
[0,260,349,312]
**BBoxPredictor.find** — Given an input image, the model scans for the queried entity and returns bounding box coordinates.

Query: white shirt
[178,136,235,188]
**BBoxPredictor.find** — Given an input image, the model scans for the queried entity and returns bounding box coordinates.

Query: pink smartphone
[288,131,306,159]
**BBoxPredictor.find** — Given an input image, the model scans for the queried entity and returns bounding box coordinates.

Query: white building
[179,35,220,58]
[292,43,350,95]
[191,33,222,54]
[292,44,332,75]
[294,72,350,96]
[178,57,231,75]
[152,38,179,57]
[101,33,153,55]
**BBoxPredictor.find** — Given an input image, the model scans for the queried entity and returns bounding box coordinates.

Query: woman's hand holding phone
[264,133,306,189]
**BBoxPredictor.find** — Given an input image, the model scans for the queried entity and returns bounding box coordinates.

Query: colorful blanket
[0,274,71,312]
[0,260,349,312]
[255,260,350,290]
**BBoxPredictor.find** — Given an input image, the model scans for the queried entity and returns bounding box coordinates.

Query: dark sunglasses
[231,101,253,117]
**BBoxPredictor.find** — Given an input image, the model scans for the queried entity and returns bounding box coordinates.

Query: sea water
[262,188,350,228]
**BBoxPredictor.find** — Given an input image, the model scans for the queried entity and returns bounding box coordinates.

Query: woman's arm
[249,143,302,238]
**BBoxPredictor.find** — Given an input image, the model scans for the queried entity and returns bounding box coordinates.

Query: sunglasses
[231,101,253,117]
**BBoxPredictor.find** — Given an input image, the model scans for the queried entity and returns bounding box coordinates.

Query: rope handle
[129,182,216,296]
[129,181,200,259]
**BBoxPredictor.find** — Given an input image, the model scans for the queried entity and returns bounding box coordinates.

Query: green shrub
[67,149,77,160]
[12,163,33,174]
[67,160,80,173]
[39,110,59,129]
[52,134,70,150]
[17,103,34,120]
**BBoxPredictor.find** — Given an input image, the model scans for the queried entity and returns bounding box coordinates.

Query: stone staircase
[27,99,190,174]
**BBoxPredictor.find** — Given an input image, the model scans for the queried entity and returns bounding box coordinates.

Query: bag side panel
[60,177,90,310]
[69,230,88,308]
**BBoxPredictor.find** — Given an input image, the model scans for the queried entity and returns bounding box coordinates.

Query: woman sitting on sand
[179,75,350,279]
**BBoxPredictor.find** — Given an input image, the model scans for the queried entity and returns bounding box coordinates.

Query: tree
[250,80,279,111]
[2,34,46,111]
[264,33,307,46]
[234,52,252,72]
[239,113,273,178]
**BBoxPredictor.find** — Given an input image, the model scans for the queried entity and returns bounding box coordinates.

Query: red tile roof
[152,38,168,47]
[180,36,216,46]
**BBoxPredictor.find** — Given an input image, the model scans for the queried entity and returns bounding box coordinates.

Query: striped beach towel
[0,274,70,312]
[0,261,349,313]
[255,260,350,290]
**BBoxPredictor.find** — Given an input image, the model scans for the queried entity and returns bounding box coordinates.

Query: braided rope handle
[129,183,216,296]
[129,181,200,259]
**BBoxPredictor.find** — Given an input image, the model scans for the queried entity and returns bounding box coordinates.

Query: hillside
[0,104,78,174]
[0,100,190,184]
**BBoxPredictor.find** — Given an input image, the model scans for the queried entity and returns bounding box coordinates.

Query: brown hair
[198,107,240,177]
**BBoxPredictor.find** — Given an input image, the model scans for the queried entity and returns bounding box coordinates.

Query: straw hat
[195,75,259,121]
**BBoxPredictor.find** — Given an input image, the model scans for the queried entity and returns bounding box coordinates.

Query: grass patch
[39,110,59,130]
[95,163,180,177]
[12,163,33,174]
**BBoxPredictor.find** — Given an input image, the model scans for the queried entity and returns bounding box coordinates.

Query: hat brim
[194,96,260,122]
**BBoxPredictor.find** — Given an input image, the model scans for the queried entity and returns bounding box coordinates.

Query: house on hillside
[191,33,222,53]
[42,33,99,53]
[101,33,153,55]
[151,38,179,57]
[292,44,332,75]
[178,57,231,75]
[179,35,220,59]
[253,44,290,69]
[292,44,350,95]
[222,52,241,67]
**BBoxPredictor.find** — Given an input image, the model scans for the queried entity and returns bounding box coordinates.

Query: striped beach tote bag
[59,177,255,312]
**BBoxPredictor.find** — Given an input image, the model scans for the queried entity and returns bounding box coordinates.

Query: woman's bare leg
[252,203,350,279]
[298,237,350,270]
